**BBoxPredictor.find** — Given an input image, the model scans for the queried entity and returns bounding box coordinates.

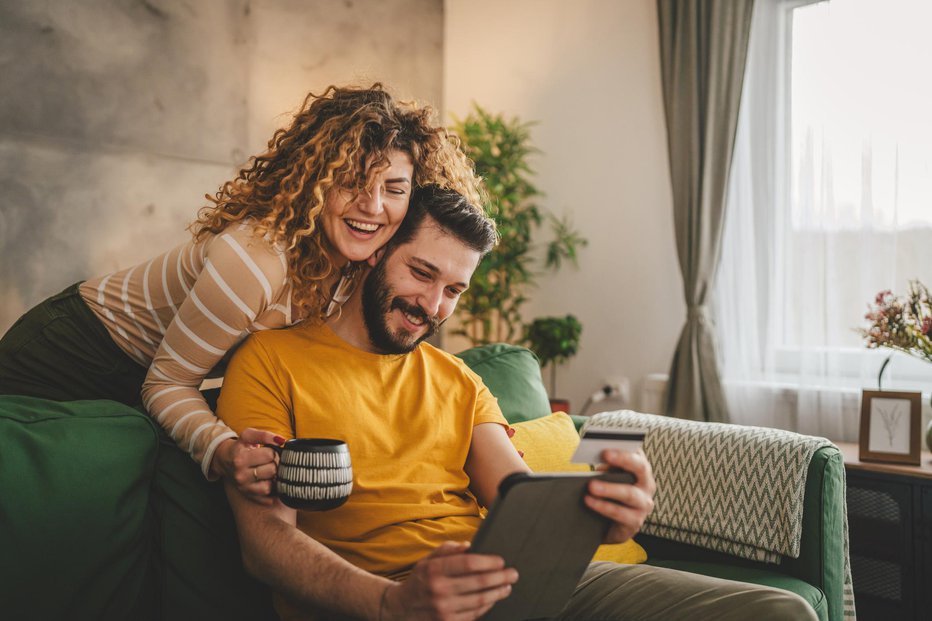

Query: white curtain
[714,0,932,442]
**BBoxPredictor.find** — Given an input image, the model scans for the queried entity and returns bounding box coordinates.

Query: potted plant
[450,105,586,346]
[524,315,582,412]
[860,280,932,450]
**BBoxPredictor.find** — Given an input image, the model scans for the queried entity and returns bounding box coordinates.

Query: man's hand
[210,428,285,505]
[584,449,656,544]
[381,541,518,621]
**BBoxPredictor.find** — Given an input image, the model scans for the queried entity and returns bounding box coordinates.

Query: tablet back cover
[471,473,622,621]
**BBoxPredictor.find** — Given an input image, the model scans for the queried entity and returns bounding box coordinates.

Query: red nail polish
[274,435,286,445]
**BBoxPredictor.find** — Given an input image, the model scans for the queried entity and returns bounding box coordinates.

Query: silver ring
[253,467,260,482]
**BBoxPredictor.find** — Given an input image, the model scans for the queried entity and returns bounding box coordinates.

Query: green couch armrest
[0,396,160,621]
[780,445,846,621]
[150,428,277,620]
[638,445,846,621]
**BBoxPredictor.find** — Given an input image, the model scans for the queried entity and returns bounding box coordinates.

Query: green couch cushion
[0,396,160,621]
[456,343,552,424]
[646,560,828,621]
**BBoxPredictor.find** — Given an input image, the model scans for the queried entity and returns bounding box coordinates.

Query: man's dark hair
[388,185,498,256]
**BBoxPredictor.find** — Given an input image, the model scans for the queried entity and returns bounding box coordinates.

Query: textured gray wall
[0,0,443,332]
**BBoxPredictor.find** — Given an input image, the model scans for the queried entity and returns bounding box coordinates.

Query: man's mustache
[390,298,440,334]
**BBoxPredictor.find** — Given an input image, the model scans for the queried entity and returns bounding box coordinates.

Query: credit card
[571,426,646,465]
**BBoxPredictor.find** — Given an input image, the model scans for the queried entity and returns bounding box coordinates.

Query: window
[713,0,932,439]
[785,0,932,352]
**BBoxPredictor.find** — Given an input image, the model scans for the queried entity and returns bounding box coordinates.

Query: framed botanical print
[859,390,922,465]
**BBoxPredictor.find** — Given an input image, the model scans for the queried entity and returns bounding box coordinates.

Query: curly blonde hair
[190,83,484,321]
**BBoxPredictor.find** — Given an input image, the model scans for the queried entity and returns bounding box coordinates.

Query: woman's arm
[140,227,290,487]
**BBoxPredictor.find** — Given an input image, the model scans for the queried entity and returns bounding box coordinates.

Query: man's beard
[361,259,440,354]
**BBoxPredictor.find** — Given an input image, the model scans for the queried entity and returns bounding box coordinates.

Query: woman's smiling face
[320,149,414,264]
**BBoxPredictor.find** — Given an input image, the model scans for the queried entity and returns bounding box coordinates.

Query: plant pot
[549,398,570,414]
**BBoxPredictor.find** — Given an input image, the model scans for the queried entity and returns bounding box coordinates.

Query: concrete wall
[443,0,683,413]
[0,0,443,332]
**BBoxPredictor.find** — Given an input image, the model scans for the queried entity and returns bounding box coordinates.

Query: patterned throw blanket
[585,410,856,620]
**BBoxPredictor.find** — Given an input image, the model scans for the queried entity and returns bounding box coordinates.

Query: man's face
[362,221,481,354]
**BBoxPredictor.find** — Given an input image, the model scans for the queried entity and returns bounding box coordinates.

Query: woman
[0,84,482,502]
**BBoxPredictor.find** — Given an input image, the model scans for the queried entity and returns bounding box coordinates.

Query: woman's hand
[210,428,286,506]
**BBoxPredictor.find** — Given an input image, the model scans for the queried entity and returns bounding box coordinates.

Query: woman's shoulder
[217,219,288,254]
[208,221,289,275]
[197,221,291,306]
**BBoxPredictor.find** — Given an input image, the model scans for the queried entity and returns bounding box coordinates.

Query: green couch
[0,343,846,620]
[458,344,846,621]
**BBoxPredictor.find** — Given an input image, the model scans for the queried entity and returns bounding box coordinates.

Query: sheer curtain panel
[714,0,932,441]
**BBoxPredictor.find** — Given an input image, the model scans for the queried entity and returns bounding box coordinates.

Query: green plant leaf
[451,104,588,347]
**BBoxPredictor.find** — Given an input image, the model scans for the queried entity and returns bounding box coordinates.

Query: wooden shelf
[835,441,932,620]
[834,441,932,480]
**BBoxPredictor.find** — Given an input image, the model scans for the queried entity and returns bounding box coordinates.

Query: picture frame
[859,390,922,465]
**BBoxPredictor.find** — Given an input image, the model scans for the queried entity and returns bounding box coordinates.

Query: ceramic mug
[268,438,353,510]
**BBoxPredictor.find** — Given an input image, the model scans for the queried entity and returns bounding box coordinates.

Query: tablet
[470,470,635,621]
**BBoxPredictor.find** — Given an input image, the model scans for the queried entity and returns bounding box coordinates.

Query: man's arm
[224,480,389,619]
[465,423,531,508]
[226,459,519,621]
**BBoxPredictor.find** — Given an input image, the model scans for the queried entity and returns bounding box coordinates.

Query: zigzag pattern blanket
[586,410,856,619]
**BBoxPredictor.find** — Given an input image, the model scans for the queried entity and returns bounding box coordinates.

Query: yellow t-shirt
[217,322,508,579]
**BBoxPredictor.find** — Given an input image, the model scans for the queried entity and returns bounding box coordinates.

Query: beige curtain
[657,0,754,422]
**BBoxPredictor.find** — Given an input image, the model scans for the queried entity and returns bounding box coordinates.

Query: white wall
[443,0,684,413]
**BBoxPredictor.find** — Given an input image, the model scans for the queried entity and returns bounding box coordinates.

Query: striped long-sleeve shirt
[79,222,299,478]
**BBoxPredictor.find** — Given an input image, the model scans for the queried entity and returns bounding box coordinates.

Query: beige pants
[553,562,819,621]
[296,561,820,620]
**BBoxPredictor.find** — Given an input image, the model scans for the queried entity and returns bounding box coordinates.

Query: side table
[835,442,932,621]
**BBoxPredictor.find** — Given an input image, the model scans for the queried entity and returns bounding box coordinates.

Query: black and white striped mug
[268,438,353,510]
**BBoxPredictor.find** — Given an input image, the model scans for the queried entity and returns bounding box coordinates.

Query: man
[217,186,817,621]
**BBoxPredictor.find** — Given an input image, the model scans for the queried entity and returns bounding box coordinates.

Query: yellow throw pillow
[509,411,591,473]
[508,413,647,565]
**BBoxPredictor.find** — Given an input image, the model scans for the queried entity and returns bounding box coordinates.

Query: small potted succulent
[524,315,582,413]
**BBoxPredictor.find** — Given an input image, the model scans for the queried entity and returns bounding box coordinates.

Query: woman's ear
[367,245,387,267]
